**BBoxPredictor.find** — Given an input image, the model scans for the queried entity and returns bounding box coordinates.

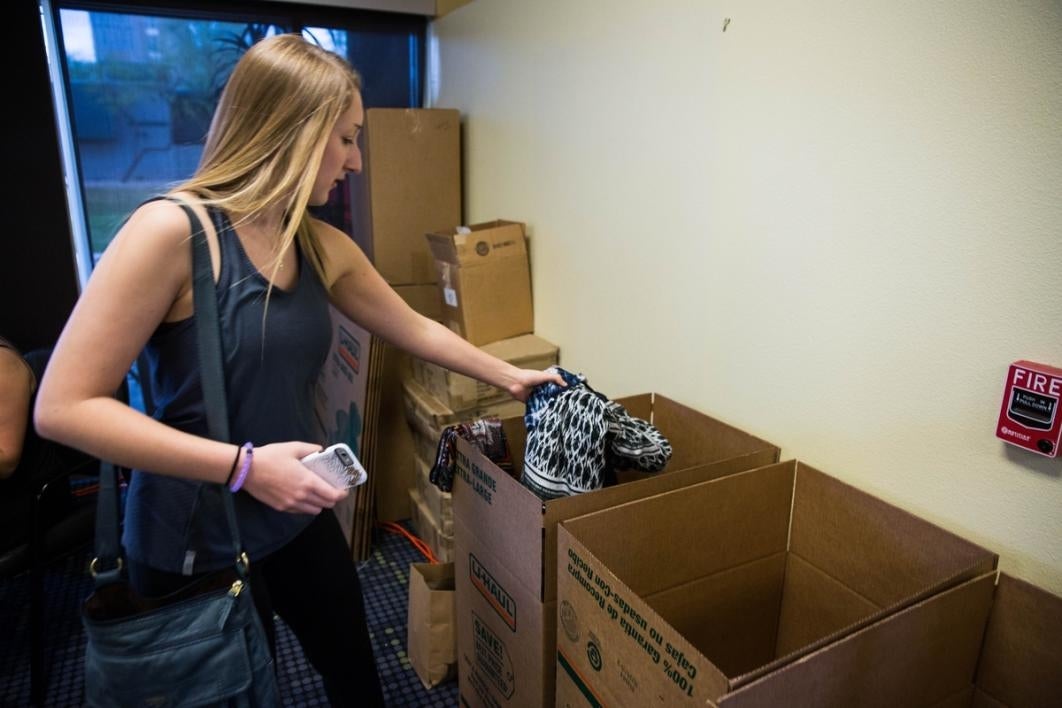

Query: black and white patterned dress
[521,368,672,500]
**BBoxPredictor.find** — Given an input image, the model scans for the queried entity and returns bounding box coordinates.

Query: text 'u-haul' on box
[453,394,780,707]
[555,460,999,708]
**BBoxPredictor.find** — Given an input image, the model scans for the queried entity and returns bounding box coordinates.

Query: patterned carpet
[0,524,458,707]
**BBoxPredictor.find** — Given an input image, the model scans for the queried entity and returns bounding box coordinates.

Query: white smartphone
[300,443,367,490]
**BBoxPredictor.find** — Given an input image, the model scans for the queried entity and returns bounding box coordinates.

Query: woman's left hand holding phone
[240,441,349,515]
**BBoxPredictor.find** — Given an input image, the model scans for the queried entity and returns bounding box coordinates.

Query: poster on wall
[313,306,372,544]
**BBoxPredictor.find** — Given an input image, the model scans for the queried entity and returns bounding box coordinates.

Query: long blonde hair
[173,33,362,286]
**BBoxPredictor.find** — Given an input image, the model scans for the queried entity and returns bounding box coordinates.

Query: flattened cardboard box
[427,220,533,346]
[402,378,525,442]
[350,108,460,285]
[412,333,558,411]
[555,460,999,707]
[452,395,780,708]
[930,574,1062,707]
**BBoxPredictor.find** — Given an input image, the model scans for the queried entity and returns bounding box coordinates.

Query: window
[44,0,426,273]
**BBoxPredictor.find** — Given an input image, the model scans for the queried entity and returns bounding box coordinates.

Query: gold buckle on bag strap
[229,551,251,597]
[89,556,123,577]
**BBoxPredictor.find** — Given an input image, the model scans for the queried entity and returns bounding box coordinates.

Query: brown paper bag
[407,562,456,689]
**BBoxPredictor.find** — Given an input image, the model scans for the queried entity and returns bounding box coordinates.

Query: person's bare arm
[0,348,34,478]
[315,219,563,401]
[36,200,344,513]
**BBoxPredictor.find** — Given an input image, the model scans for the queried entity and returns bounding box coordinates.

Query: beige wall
[429,0,1062,593]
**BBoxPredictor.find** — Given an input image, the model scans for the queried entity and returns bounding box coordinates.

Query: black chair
[0,348,104,706]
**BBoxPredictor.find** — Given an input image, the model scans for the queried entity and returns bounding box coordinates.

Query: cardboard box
[932,574,1062,707]
[407,562,457,690]
[350,108,460,285]
[402,378,525,444]
[427,220,533,345]
[412,334,558,411]
[409,487,455,563]
[454,395,779,603]
[415,455,453,537]
[456,517,557,708]
[555,460,999,707]
[452,395,780,707]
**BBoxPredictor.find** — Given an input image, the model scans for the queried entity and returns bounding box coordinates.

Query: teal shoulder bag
[81,198,279,707]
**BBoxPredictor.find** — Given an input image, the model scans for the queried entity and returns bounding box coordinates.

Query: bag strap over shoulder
[91,196,247,589]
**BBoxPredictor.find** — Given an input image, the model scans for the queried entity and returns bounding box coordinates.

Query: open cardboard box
[426,220,534,345]
[454,394,779,603]
[555,460,999,707]
[935,573,1062,708]
[453,394,780,707]
[714,572,1062,708]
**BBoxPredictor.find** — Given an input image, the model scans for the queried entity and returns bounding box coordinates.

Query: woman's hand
[240,441,348,515]
[506,367,567,403]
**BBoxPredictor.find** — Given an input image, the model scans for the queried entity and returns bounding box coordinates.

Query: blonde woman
[37,34,562,705]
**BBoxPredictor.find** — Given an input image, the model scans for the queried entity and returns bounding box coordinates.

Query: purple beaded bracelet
[229,442,254,492]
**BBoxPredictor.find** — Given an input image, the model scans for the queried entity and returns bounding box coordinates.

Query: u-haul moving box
[453,394,780,708]
[555,460,999,707]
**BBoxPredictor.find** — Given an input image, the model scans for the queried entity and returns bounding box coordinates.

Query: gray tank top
[123,206,333,574]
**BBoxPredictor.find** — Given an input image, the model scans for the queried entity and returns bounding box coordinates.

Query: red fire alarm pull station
[996,361,1062,458]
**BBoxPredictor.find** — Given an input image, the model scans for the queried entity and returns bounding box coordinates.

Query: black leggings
[128,511,384,707]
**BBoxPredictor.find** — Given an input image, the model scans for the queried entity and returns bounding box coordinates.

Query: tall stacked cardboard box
[349,108,460,524]
[403,219,558,563]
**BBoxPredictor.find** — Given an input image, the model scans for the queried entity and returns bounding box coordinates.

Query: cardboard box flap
[557,526,734,703]
[970,691,1008,708]
[647,552,788,679]
[975,573,1062,707]
[736,558,999,691]
[789,464,997,608]
[650,395,779,470]
[721,572,997,707]
[426,220,526,265]
[562,462,794,598]
[453,436,545,596]
[617,392,653,421]
[774,552,879,658]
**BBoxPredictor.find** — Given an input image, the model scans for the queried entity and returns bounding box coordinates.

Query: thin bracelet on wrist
[224,444,242,486]
[229,442,254,493]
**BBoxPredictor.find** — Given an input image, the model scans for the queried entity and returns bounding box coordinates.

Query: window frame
[42,0,426,288]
